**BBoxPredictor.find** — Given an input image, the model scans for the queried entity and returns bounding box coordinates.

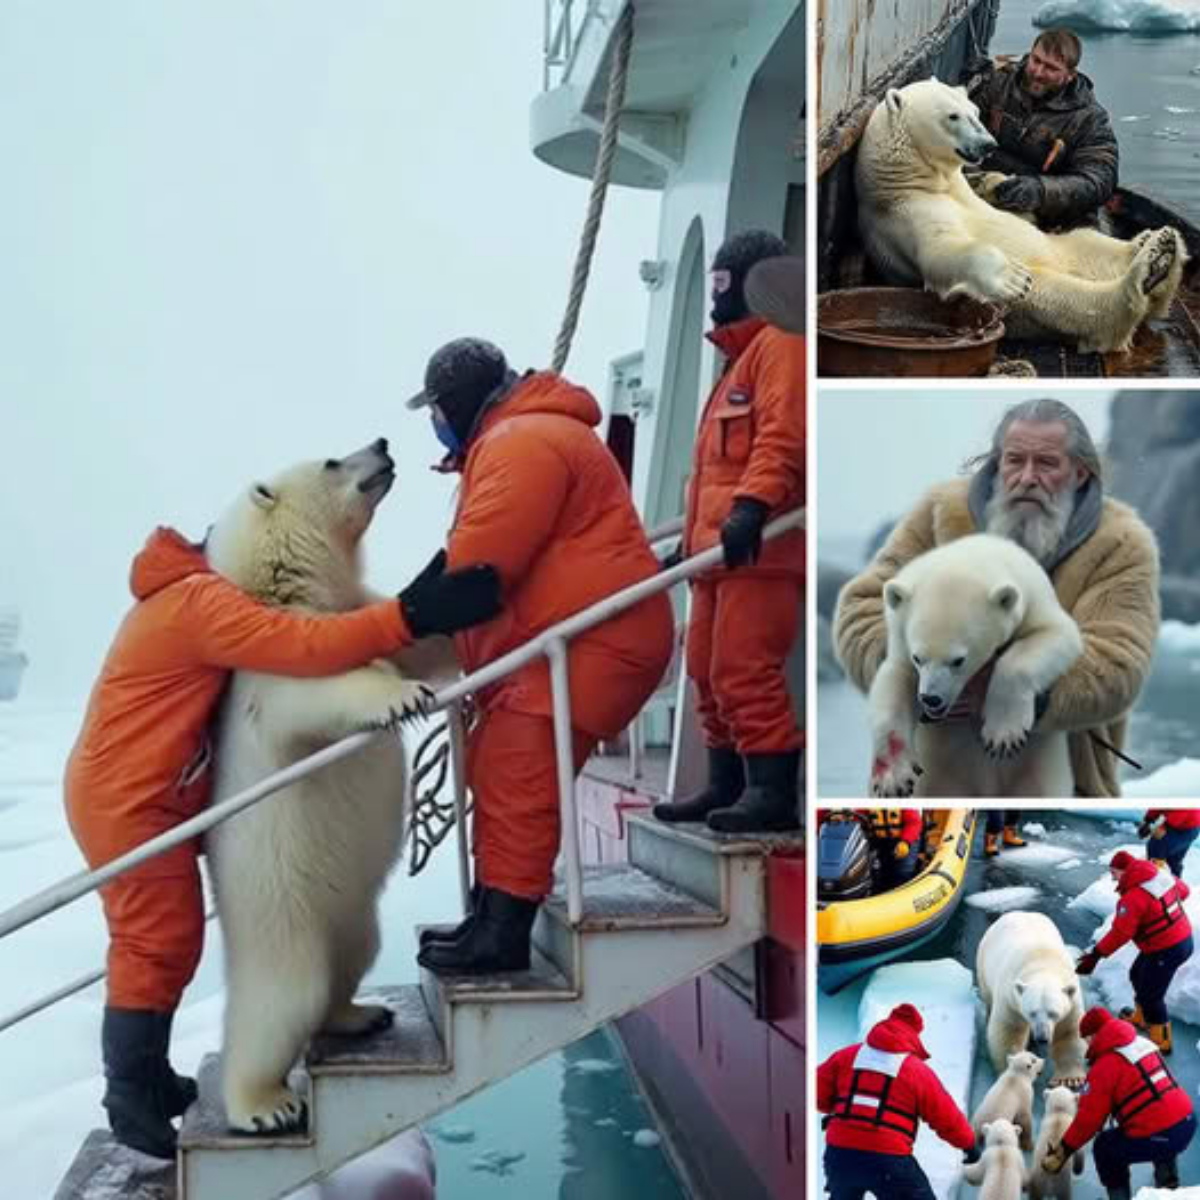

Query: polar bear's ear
[885,88,904,117]
[989,582,1020,612]
[1063,982,1078,1000]
[1014,979,1026,996]
[251,482,278,511]
[883,580,910,611]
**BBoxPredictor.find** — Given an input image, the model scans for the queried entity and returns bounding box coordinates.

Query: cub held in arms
[865,534,1082,798]
[205,440,435,1134]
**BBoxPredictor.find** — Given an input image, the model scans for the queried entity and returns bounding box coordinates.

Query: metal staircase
[54,815,780,1200]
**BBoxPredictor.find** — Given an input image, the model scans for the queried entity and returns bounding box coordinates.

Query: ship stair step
[55,839,771,1200]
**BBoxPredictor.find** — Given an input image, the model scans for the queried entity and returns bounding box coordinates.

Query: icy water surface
[0,700,685,1199]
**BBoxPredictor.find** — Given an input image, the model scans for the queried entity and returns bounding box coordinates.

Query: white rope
[551,2,635,374]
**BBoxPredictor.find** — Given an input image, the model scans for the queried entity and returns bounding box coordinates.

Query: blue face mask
[431,408,463,456]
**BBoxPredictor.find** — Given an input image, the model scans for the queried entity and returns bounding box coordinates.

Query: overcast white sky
[817,387,1115,554]
[0,3,660,700]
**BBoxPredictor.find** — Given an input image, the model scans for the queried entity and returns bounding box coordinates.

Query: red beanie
[1110,850,1134,872]
[1079,1007,1113,1039]
[889,1003,925,1033]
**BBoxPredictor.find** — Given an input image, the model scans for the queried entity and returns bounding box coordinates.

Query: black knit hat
[406,337,509,412]
[712,230,790,277]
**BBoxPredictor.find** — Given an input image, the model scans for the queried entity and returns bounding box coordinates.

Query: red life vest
[1137,871,1189,941]
[1112,1037,1182,1129]
[833,1044,921,1141]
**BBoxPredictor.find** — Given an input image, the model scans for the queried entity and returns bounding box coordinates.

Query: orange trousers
[686,575,804,754]
[97,843,206,1010]
[468,710,599,900]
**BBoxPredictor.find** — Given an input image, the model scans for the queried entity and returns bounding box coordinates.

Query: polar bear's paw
[366,680,437,732]
[992,258,1034,305]
[1133,226,1179,298]
[228,1085,308,1136]
[320,1002,395,1038]
[1047,1071,1086,1091]
[981,684,1035,760]
[870,732,923,798]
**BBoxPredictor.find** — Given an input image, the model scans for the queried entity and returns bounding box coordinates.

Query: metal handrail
[542,0,605,92]
[0,507,803,1028]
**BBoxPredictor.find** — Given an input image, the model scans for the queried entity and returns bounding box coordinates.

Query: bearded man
[835,398,1160,798]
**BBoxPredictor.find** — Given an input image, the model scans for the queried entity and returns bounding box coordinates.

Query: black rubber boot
[102,1008,183,1159]
[1154,1157,1181,1188]
[1104,1186,1132,1200]
[417,886,539,975]
[706,750,800,834]
[157,1008,197,1117]
[419,882,482,949]
[652,747,744,823]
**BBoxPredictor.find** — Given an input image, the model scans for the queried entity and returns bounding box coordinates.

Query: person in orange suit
[406,338,674,976]
[653,229,805,833]
[66,516,502,1159]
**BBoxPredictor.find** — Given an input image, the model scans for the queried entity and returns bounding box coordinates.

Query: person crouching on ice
[405,338,674,977]
[65,524,503,1159]
[817,1002,977,1200]
[1075,850,1193,1055]
[1040,1007,1195,1198]
[1139,808,1200,879]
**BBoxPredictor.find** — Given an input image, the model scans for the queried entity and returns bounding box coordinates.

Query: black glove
[1138,821,1153,839]
[399,550,502,638]
[992,175,1044,214]
[720,497,770,569]
[658,541,684,572]
[962,1142,982,1165]
[1075,950,1100,977]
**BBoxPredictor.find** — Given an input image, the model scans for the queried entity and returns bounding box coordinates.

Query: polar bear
[866,534,1082,798]
[855,77,1187,353]
[977,911,1087,1089]
[971,1049,1043,1150]
[204,439,436,1135]
[962,1119,1028,1200]
[1029,1086,1086,1200]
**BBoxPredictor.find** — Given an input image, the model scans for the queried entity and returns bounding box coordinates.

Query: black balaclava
[710,229,789,327]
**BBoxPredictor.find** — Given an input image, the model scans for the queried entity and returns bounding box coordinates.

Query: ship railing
[0,506,803,1035]
[542,0,604,92]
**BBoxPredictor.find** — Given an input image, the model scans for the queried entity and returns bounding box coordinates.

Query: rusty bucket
[818,287,1005,377]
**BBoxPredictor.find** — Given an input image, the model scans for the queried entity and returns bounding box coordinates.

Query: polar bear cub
[1030,1086,1086,1200]
[855,77,1187,354]
[867,533,1082,798]
[977,911,1088,1089]
[971,1049,1043,1150]
[962,1119,1028,1200]
[205,440,433,1135]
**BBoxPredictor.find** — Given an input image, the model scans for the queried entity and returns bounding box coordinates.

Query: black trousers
[824,1145,936,1200]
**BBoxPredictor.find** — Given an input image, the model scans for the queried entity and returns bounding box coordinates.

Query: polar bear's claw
[321,1001,395,1037]
[1048,1074,1085,1091]
[232,1088,308,1136]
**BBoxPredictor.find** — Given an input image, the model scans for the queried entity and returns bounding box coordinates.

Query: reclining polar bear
[855,77,1187,353]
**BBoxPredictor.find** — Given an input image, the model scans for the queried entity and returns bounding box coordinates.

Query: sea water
[995,0,1200,220]
[0,699,685,1199]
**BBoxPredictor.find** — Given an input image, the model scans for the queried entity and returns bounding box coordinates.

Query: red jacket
[66,529,411,865]
[855,808,923,843]
[1062,1017,1193,1153]
[1147,809,1200,831]
[817,1012,975,1156]
[1097,859,1193,957]
[683,318,805,579]
[446,372,673,740]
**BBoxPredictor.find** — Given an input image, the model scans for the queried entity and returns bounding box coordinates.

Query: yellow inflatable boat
[817,809,976,993]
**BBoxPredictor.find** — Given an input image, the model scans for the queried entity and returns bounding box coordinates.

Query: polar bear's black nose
[373,437,389,454]
[919,694,946,714]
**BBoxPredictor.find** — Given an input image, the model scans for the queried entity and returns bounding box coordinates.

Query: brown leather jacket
[965,56,1118,228]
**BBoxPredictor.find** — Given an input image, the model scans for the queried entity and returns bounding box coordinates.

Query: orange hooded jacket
[444,372,673,740]
[684,317,806,577]
[65,527,413,867]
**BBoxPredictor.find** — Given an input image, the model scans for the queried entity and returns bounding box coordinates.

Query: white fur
[867,533,1082,798]
[977,912,1087,1089]
[856,78,1188,353]
[1030,1086,1086,1199]
[971,1049,1043,1150]
[205,444,434,1134]
[962,1119,1029,1200]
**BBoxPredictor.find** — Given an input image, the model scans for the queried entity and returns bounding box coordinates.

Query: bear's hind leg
[320,904,393,1037]
[222,938,330,1134]
[1144,227,1187,319]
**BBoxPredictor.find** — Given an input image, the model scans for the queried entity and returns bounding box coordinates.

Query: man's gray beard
[984,485,1075,566]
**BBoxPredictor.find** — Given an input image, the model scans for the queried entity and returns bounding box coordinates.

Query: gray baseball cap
[405,337,509,411]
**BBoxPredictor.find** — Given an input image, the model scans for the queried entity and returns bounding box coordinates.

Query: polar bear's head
[980,1118,1020,1149]
[883,567,1026,720]
[206,439,395,606]
[1005,1049,1044,1081]
[1013,974,1079,1052]
[1044,1086,1078,1118]
[882,78,997,172]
